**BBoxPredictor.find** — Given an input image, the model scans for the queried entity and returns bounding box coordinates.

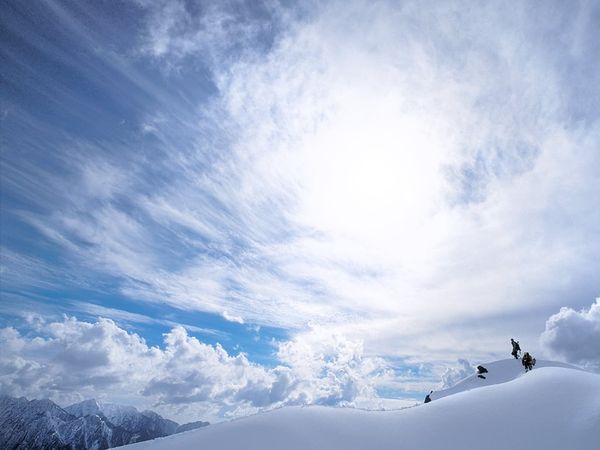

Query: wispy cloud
[69,301,224,337]
[135,0,296,69]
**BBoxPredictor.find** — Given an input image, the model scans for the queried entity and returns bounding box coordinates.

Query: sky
[1,0,599,423]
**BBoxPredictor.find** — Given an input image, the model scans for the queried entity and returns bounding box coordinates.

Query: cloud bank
[0,317,391,422]
[540,299,600,371]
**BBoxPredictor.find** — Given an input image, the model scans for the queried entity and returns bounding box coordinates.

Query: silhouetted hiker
[424,391,433,403]
[522,352,535,372]
[511,338,521,359]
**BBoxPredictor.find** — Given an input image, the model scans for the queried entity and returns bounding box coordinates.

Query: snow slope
[122,362,600,450]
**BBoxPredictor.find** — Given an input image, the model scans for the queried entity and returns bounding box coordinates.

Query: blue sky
[1,0,600,422]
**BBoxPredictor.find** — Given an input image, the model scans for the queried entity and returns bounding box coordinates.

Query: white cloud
[540,299,600,371]
[439,359,473,389]
[0,317,389,422]
[275,327,390,406]
[222,311,245,324]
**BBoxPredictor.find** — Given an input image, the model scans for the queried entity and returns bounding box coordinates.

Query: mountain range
[0,396,208,450]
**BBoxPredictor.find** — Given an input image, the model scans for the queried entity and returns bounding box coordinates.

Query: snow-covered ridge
[432,358,581,400]
[65,399,180,443]
[0,396,131,450]
[122,361,600,450]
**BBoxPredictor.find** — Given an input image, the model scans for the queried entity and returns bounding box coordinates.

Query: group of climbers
[511,338,536,372]
[423,337,538,403]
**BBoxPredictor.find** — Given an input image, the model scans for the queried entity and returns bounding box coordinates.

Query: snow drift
[122,360,600,450]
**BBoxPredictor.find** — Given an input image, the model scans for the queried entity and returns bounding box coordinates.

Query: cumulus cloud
[540,299,600,371]
[0,317,156,400]
[438,359,473,389]
[0,317,388,422]
[276,327,390,405]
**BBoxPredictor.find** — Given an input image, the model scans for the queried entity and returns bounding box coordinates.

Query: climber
[510,338,521,359]
[424,391,433,403]
[522,352,535,372]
